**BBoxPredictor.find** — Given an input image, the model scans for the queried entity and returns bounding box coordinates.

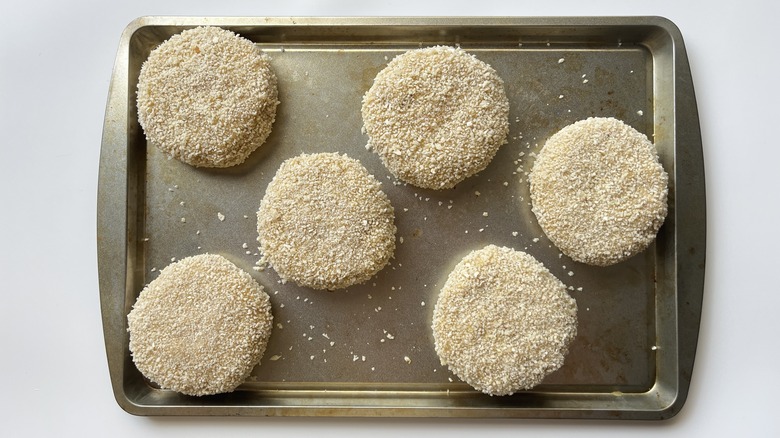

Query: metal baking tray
[98,16,705,419]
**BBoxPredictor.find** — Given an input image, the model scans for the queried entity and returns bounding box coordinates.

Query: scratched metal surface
[98,16,704,419]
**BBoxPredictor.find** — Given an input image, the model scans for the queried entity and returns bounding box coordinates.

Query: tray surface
[98,16,705,419]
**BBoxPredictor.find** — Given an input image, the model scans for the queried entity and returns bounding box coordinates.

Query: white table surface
[1,0,777,436]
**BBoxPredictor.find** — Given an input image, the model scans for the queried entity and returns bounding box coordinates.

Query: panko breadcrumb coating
[127,254,273,396]
[137,26,279,168]
[257,153,396,290]
[361,46,509,189]
[432,245,577,396]
[529,117,669,266]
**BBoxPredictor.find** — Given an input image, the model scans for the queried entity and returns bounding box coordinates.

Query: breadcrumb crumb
[361,46,509,189]
[529,117,668,266]
[431,245,577,396]
[257,153,396,290]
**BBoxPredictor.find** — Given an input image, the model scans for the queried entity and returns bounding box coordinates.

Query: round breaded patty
[137,26,279,168]
[432,245,578,396]
[127,254,273,396]
[529,117,669,266]
[257,153,396,290]
[361,46,509,189]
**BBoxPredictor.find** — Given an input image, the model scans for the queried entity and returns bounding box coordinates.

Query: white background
[1,0,777,436]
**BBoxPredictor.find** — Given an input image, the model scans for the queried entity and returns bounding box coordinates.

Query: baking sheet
[98,16,705,419]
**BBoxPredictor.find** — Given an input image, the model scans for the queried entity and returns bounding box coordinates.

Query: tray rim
[97,15,705,420]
